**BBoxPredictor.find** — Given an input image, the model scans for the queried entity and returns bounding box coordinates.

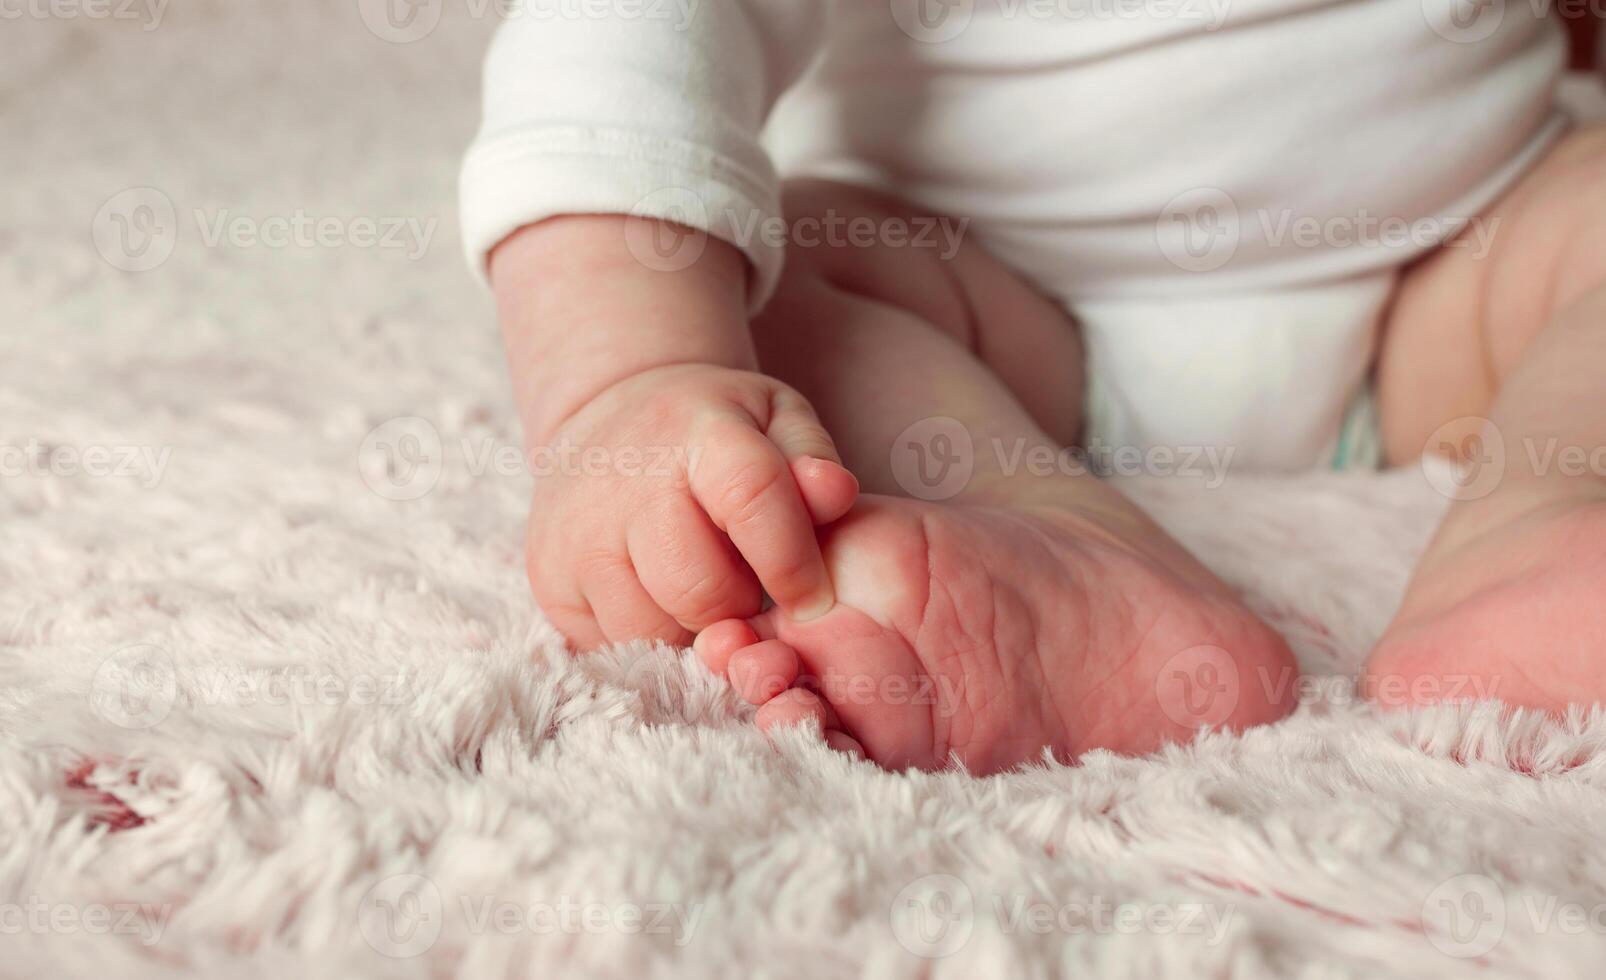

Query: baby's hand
[526,362,858,649]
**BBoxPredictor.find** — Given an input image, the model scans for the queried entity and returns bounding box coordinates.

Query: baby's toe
[693,619,758,676]
[755,688,834,734]
[823,730,866,760]
[756,689,868,760]
[727,639,800,704]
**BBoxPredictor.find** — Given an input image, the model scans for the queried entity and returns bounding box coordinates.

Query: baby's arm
[461,0,830,315]
[465,3,855,647]
[491,215,756,450]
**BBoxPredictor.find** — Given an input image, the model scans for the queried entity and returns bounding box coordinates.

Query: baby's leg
[753,180,1201,546]
[753,180,1084,495]
[1366,126,1606,708]
[694,181,1297,772]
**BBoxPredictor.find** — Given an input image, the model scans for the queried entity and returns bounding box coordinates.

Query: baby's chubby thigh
[1067,275,1396,478]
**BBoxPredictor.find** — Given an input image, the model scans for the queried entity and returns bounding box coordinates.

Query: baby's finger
[580,552,692,647]
[690,421,834,621]
[791,456,859,525]
[537,598,608,653]
[768,388,859,524]
[629,495,762,632]
[766,387,843,465]
[529,560,609,651]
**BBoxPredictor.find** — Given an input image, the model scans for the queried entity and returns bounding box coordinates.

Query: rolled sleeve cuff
[458,127,786,313]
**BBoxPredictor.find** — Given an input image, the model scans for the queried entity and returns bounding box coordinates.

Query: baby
[461,1,1606,773]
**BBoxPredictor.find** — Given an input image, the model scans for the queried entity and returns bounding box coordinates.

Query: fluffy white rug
[7,4,1606,977]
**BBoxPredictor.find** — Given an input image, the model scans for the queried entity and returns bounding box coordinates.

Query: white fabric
[12,4,1606,976]
[459,0,826,305]
[462,0,1567,469]
[1077,273,1396,470]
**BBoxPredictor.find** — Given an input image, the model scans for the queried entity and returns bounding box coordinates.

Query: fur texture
[6,5,1606,976]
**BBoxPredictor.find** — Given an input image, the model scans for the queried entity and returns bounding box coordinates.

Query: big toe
[693,619,759,676]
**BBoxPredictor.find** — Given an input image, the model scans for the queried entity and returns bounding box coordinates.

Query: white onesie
[460,0,1568,470]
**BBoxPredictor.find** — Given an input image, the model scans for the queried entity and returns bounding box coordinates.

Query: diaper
[1073,273,1394,474]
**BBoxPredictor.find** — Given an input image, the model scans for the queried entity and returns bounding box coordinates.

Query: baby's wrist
[490,215,757,445]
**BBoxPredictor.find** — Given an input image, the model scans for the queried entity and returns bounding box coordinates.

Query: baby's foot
[695,493,1298,773]
[1364,499,1606,710]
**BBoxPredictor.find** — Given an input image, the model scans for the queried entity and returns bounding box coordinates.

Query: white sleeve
[458,0,830,310]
